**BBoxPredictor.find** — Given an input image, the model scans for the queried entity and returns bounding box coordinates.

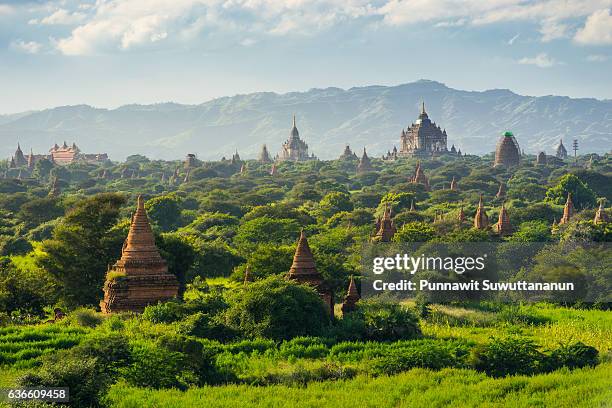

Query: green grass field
[105,364,612,408]
[0,303,610,408]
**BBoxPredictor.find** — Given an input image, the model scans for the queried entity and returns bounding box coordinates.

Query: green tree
[509,221,553,242]
[394,222,436,243]
[146,193,183,232]
[319,192,353,218]
[37,193,126,306]
[234,217,300,248]
[545,174,597,210]
[224,275,330,340]
[17,197,64,228]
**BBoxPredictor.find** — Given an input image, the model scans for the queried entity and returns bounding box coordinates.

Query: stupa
[372,205,396,242]
[559,192,574,225]
[494,131,520,168]
[100,195,179,313]
[341,276,360,315]
[356,148,373,173]
[288,230,333,315]
[495,204,512,236]
[474,195,489,229]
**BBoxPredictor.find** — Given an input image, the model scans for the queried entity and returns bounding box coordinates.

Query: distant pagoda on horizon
[398,102,455,158]
[100,195,179,313]
[277,116,317,162]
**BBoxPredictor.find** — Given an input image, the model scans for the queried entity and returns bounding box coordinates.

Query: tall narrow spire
[559,192,574,225]
[474,195,489,229]
[594,201,607,224]
[120,195,163,262]
[341,276,360,315]
[496,182,506,199]
[450,176,457,191]
[496,203,512,236]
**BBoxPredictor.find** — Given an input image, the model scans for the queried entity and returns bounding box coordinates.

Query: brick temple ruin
[100,195,179,313]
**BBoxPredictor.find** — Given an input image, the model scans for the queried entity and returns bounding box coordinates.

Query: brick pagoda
[100,195,179,313]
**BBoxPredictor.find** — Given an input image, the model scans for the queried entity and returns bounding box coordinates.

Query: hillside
[1,80,610,160]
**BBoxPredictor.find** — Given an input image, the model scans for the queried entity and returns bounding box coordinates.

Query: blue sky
[1,0,612,113]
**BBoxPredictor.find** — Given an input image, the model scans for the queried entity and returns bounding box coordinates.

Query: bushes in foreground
[470,337,599,377]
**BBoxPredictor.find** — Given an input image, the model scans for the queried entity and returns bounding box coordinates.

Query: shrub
[470,337,543,377]
[70,308,103,328]
[371,342,462,375]
[544,342,599,371]
[356,297,421,341]
[142,300,186,323]
[120,340,188,389]
[178,312,237,342]
[224,275,330,340]
[19,353,102,407]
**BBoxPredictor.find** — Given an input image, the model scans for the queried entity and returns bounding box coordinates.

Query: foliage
[224,275,330,340]
[545,174,597,210]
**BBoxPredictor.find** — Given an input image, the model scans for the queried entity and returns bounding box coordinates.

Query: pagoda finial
[421,100,425,114]
[137,194,144,210]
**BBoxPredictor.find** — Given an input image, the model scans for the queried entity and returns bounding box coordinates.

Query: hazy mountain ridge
[1,80,610,161]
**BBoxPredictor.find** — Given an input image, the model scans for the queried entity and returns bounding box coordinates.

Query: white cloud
[539,19,568,42]
[574,8,612,45]
[587,54,609,61]
[35,8,87,25]
[14,0,612,56]
[10,39,42,54]
[518,53,559,68]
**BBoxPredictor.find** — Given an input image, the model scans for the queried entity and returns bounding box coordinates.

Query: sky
[1,0,612,114]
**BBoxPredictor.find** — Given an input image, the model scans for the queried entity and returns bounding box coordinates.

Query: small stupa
[341,276,360,315]
[288,230,333,315]
[474,195,489,230]
[371,205,396,242]
[496,182,506,199]
[356,148,373,173]
[412,161,430,190]
[450,176,458,191]
[495,204,512,236]
[559,192,574,225]
[259,145,272,163]
[100,195,179,313]
[594,201,608,224]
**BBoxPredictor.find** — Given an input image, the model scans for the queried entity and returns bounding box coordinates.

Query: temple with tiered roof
[341,276,360,315]
[278,116,316,162]
[398,102,454,158]
[100,195,179,313]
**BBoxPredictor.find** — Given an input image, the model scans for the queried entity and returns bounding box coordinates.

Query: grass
[0,324,88,368]
[105,363,612,408]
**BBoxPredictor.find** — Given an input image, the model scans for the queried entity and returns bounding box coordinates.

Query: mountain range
[1,80,610,161]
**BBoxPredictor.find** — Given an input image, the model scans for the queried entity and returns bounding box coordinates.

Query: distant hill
[1,80,610,161]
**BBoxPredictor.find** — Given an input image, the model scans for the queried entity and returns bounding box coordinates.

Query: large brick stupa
[100,195,179,313]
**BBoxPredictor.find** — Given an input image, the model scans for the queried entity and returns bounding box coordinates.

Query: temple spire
[341,275,360,315]
[594,201,608,224]
[474,195,489,229]
[450,176,457,191]
[121,195,163,262]
[559,192,574,225]
[496,203,512,236]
